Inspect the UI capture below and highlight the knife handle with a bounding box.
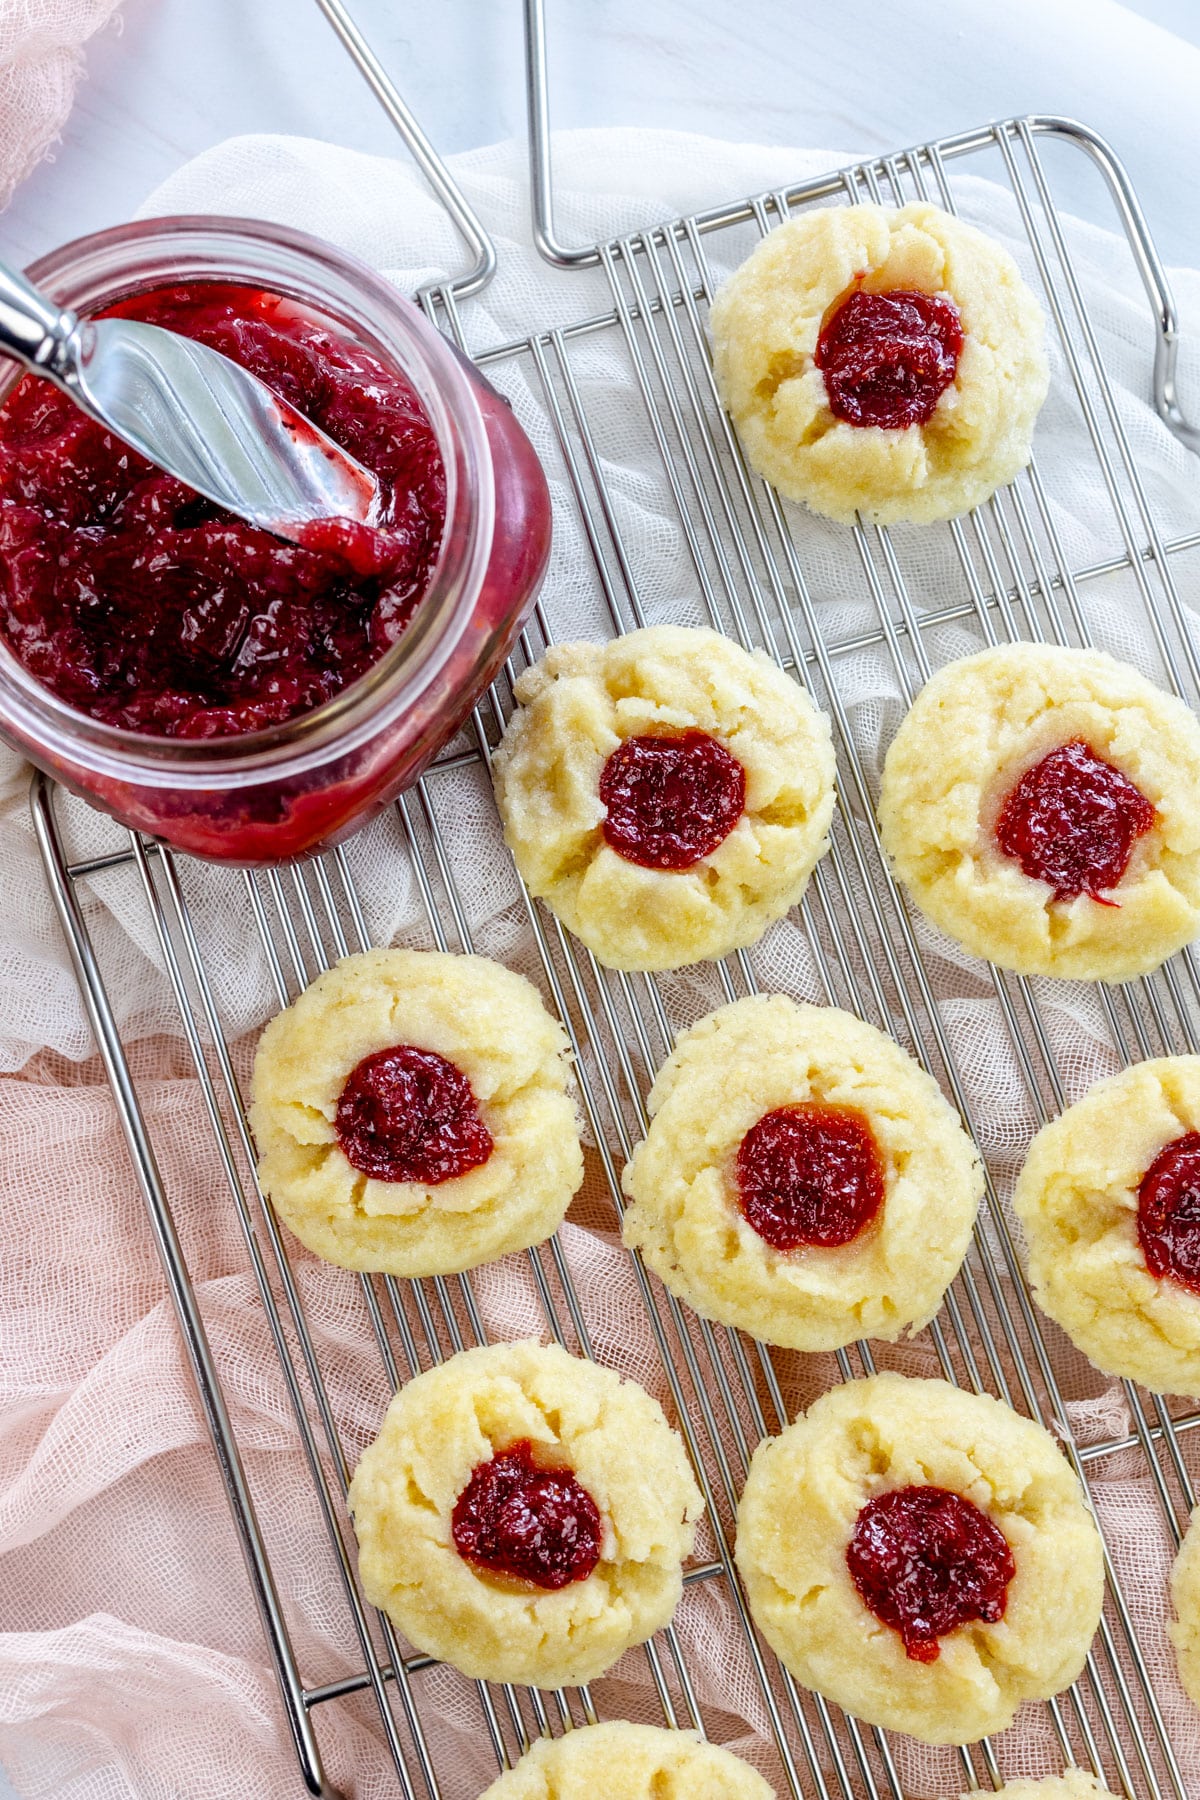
[0,260,82,386]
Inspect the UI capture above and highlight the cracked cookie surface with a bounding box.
[1170,1504,1200,1710]
[621,995,982,1349]
[476,1722,775,1798]
[735,1373,1104,1744]
[348,1341,704,1688]
[710,201,1048,525]
[879,644,1200,981]
[250,948,582,1276]
[960,1778,1117,1800]
[1014,1057,1200,1397]
[492,627,836,972]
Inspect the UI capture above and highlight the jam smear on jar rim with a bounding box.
[814,288,963,430]
[994,739,1155,903]
[451,1438,603,1590]
[599,729,746,871]
[1137,1131,1200,1296]
[0,282,446,738]
[846,1483,1016,1663]
[735,1102,885,1251]
[335,1044,493,1185]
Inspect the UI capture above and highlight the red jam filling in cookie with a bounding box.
[1138,1132,1200,1295]
[451,1439,603,1590]
[599,730,746,870]
[814,289,963,430]
[995,739,1155,901]
[846,1484,1015,1663]
[335,1045,493,1184]
[735,1102,885,1251]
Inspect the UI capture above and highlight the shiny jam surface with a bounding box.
[814,288,963,430]
[735,1102,885,1251]
[1137,1132,1200,1295]
[0,283,446,737]
[994,739,1155,902]
[599,730,746,870]
[846,1484,1015,1663]
[451,1439,603,1590]
[335,1045,492,1185]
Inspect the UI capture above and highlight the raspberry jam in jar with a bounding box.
[451,1439,603,1590]
[0,218,552,863]
[0,284,447,738]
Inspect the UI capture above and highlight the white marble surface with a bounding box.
[1,4,1198,1796]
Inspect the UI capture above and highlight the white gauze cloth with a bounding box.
[0,0,124,209]
[0,128,1199,1800]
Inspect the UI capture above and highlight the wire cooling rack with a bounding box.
[28,4,1200,1797]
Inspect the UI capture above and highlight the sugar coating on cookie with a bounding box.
[348,1341,704,1688]
[709,202,1048,525]
[1015,1057,1200,1396]
[477,1722,775,1799]
[250,948,582,1277]
[735,1373,1104,1745]
[1170,1505,1200,1709]
[962,1777,1117,1800]
[879,644,1200,981]
[492,627,837,972]
[621,996,982,1350]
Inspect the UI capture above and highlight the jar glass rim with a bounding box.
[0,214,495,785]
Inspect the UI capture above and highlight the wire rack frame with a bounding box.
[28,114,1200,1800]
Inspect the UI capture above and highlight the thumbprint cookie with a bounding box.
[621,995,981,1350]
[251,948,582,1276]
[348,1341,704,1688]
[710,201,1048,524]
[879,644,1200,980]
[492,626,836,971]
[735,1373,1104,1744]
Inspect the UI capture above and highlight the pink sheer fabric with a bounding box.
[0,1041,1197,1800]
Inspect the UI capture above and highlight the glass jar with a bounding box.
[0,217,551,863]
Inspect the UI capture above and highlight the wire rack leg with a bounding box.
[28,771,346,1800]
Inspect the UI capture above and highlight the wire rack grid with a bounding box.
[26,26,1200,1800]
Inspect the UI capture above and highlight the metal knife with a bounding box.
[0,259,381,543]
